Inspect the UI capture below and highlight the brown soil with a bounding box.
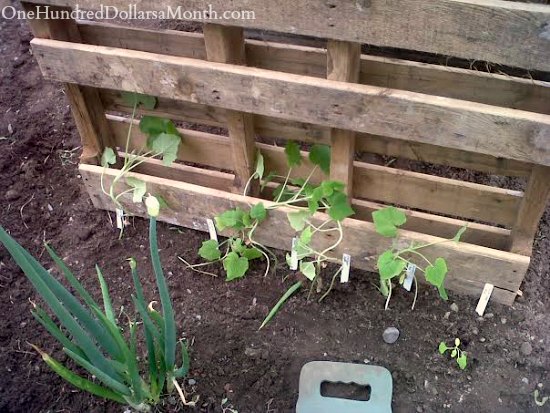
[1,7,549,413]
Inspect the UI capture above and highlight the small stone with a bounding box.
[479,337,486,343]
[245,347,261,358]
[520,342,533,356]
[78,228,93,241]
[363,359,370,364]
[383,327,400,344]
[472,328,479,335]
[416,407,424,413]
[444,312,450,320]
[485,313,494,319]
[5,189,20,201]
[501,318,507,324]
[450,303,459,312]
[188,378,197,385]
[522,377,529,385]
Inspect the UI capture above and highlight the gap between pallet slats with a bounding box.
[80,162,528,305]
[107,116,523,227]
[31,39,550,168]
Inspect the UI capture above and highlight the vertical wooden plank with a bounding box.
[509,165,550,255]
[327,40,361,194]
[203,24,258,195]
[21,2,116,164]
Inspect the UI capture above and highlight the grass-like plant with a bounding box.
[0,207,194,411]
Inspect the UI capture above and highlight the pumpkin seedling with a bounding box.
[439,338,468,370]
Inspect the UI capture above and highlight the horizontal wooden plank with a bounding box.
[28,0,550,71]
[103,92,533,177]
[31,39,550,167]
[79,20,550,115]
[80,162,528,305]
[108,116,523,227]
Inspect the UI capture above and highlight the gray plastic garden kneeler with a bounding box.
[296,361,392,413]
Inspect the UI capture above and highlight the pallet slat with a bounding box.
[32,39,550,168]
[81,162,527,305]
[27,0,550,71]
[78,20,550,116]
[108,116,523,227]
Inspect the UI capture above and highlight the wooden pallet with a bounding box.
[23,0,550,305]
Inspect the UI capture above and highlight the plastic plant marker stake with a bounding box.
[475,283,494,316]
[290,237,298,270]
[206,218,218,242]
[115,209,124,229]
[341,254,351,283]
[296,361,393,413]
[403,263,416,291]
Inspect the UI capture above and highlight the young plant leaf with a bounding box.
[425,257,448,289]
[285,140,302,167]
[101,147,116,168]
[372,207,407,237]
[309,145,331,175]
[241,247,263,261]
[300,261,316,281]
[223,252,249,281]
[451,349,457,358]
[438,342,448,354]
[327,192,355,221]
[255,151,265,180]
[260,281,302,329]
[150,133,180,165]
[140,116,175,137]
[377,250,406,280]
[457,354,467,370]
[215,209,245,231]
[121,91,157,110]
[230,238,246,255]
[198,240,221,261]
[126,177,146,203]
[300,227,313,245]
[287,210,311,231]
[250,203,267,222]
[321,180,345,197]
[145,196,160,217]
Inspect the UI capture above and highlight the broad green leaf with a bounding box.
[309,145,331,175]
[199,239,221,261]
[260,281,302,329]
[452,225,468,243]
[250,203,267,222]
[145,196,160,217]
[327,192,355,221]
[126,177,146,203]
[121,91,157,110]
[140,116,175,137]
[215,209,245,231]
[255,151,265,179]
[285,140,302,167]
[438,342,448,354]
[377,250,406,280]
[457,354,467,370]
[300,227,313,245]
[223,252,249,281]
[101,147,116,168]
[151,133,180,165]
[372,207,407,238]
[241,247,263,261]
[425,257,448,289]
[300,261,316,281]
[287,210,311,231]
[321,180,345,197]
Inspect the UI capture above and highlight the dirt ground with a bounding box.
[1,6,549,413]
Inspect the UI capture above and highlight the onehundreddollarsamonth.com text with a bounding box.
[1,4,256,21]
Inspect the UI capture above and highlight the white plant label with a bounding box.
[403,263,416,291]
[115,208,124,229]
[206,218,218,242]
[341,254,351,283]
[476,283,494,316]
[290,237,298,270]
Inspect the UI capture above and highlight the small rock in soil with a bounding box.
[188,378,197,385]
[450,303,459,312]
[520,342,533,356]
[383,327,400,344]
[5,189,20,201]
[77,228,93,241]
[480,337,486,342]
[485,313,494,319]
